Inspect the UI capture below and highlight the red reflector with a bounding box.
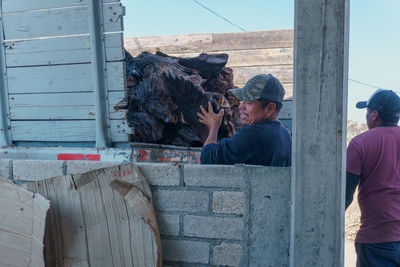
[57,154,101,161]
[138,149,147,161]
[84,154,101,161]
[58,154,84,160]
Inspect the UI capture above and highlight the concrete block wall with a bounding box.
[143,164,245,266]
[0,159,291,266]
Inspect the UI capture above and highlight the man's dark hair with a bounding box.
[379,112,400,124]
[259,98,283,112]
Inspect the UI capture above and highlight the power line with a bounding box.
[188,2,397,94]
[191,0,247,32]
[134,37,143,51]
[348,78,381,89]
[349,78,400,94]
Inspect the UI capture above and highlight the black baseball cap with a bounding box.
[356,89,400,117]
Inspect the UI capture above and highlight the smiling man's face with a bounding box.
[238,100,266,126]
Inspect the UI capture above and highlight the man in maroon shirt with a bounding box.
[346,89,400,266]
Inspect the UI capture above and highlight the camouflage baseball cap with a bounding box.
[228,74,285,102]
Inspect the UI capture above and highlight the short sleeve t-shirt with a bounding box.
[347,126,400,243]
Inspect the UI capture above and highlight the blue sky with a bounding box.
[120,0,400,123]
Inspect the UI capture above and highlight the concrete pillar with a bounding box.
[241,167,291,266]
[291,0,349,266]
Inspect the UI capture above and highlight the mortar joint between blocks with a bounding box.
[9,159,13,180]
[161,235,239,245]
[209,241,215,266]
[179,214,184,237]
[179,163,184,186]
[62,161,67,175]
[208,190,213,214]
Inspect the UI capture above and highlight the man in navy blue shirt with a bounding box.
[197,74,292,166]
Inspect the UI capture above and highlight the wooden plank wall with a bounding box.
[1,0,129,143]
[124,30,294,122]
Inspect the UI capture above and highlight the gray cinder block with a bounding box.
[213,191,244,215]
[184,215,243,240]
[0,159,12,179]
[162,239,210,263]
[183,164,243,188]
[213,243,242,266]
[66,161,120,175]
[13,160,64,181]
[157,213,180,236]
[153,190,209,212]
[137,163,181,186]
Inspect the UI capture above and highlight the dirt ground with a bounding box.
[345,190,361,242]
[345,191,360,266]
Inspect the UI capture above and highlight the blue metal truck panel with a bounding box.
[0,0,127,147]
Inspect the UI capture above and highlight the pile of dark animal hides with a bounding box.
[120,50,240,147]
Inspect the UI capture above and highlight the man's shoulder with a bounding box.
[238,120,280,134]
[349,130,371,148]
[236,121,291,145]
[236,122,264,133]
[352,127,380,140]
[350,127,400,149]
[248,120,282,130]
[353,126,398,140]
